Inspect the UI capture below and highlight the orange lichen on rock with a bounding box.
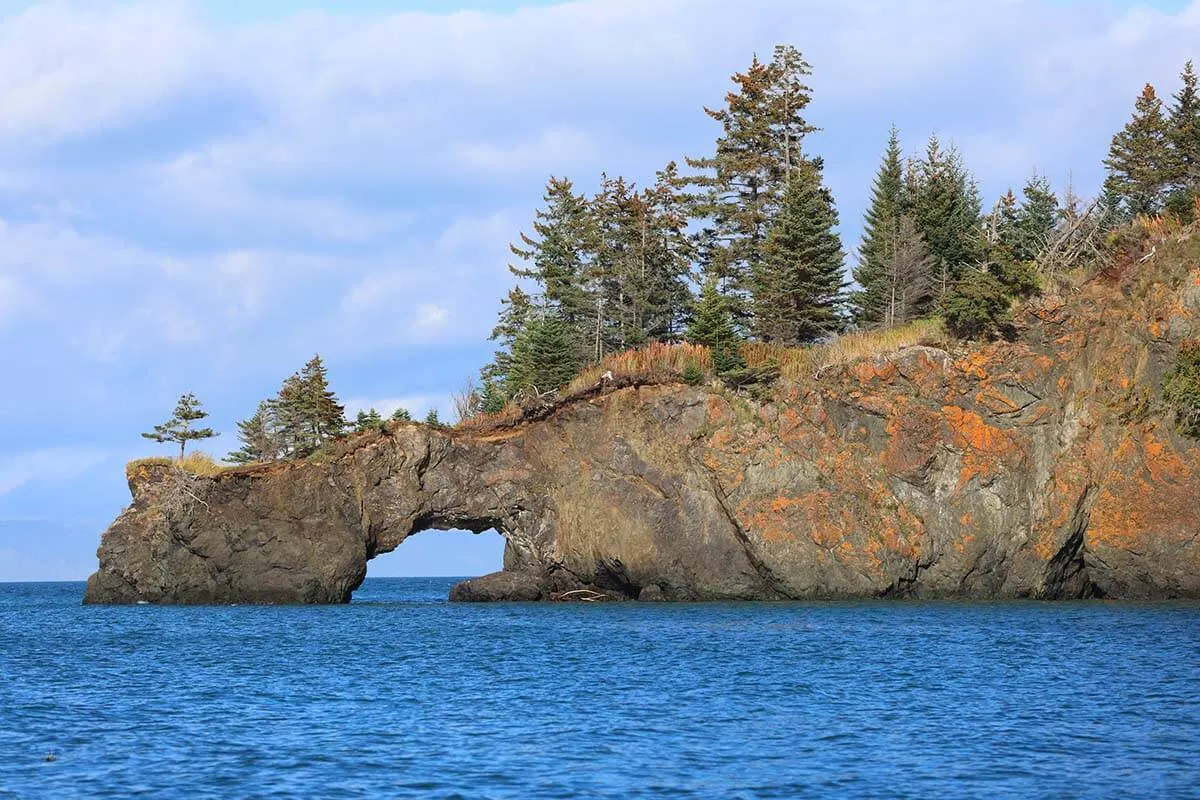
[957,352,991,380]
[850,358,899,386]
[881,398,942,482]
[941,405,1026,489]
[1089,430,1200,555]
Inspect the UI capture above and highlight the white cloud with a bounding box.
[415,303,449,332]
[0,3,205,143]
[0,448,109,495]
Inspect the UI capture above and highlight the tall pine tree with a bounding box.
[270,355,346,457]
[1104,83,1171,218]
[685,46,817,328]
[854,125,906,327]
[509,177,597,355]
[753,159,846,344]
[1167,61,1200,217]
[906,135,982,308]
[1013,173,1060,263]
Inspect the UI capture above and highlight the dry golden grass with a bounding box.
[457,321,948,431]
[565,342,712,395]
[125,451,229,480]
[741,318,946,379]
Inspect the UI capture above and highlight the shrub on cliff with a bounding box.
[1164,340,1200,437]
[942,269,1014,340]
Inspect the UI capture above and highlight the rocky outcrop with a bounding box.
[84,251,1200,604]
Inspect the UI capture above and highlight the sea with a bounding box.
[1,579,1198,799]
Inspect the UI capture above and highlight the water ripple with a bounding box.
[1,582,1198,798]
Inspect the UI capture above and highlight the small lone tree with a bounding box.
[142,392,217,458]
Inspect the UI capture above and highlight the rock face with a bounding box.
[85,258,1200,604]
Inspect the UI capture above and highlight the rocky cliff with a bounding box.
[85,242,1200,604]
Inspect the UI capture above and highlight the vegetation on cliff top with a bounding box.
[465,51,1200,420]
[134,50,1200,470]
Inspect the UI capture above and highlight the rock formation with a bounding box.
[85,249,1200,604]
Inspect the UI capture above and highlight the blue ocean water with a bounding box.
[1,580,1198,799]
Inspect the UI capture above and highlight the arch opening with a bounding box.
[352,528,506,602]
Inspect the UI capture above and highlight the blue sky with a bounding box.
[1,0,1198,581]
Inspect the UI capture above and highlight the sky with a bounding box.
[0,0,1198,582]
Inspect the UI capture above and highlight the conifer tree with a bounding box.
[906,136,983,307]
[481,286,534,393]
[641,163,696,340]
[509,177,597,358]
[981,189,1039,300]
[142,392,217,458]
[227,400,279,464]
[587,169,694,356]
[590,173,648,358]
[391,407,412,422]
[685,46,817,327]
[270,355,346,457]
[854,125,906,327]
[477,379,508,414]
[688,279,743,373]
[879,216,934,328]
[352,408,384,433]
[1013,174,1060,263]
[753,160,846,344]
[1167,61,1200,217]
[505,316,580,398]
[1104,83,1171,217]
[298,355,345,442]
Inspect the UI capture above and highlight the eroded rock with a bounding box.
[85,265,1200,604]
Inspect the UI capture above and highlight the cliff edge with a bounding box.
[85,245,1200,603]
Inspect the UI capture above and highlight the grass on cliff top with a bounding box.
[125,452,229,480]
[459,318,947,430]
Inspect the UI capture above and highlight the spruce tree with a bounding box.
[753,160,846,344]
[142,392,217,458]
[1013,174,1059,263]
[1104,83,1171,217]
[1167,61,1200,217]
[227,400,279,464]
[505,316,580,398]
[685,46,817,328]
[509,177,597,360]
[270,355,346,457]
[298,355,345,443]
[982,189,1039,300]
[854,125,905,327]
[906,136,982,307]
[641,163,696,341]
[688,279,743,373]
[480,286,534,395]
[590,173,647,359]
